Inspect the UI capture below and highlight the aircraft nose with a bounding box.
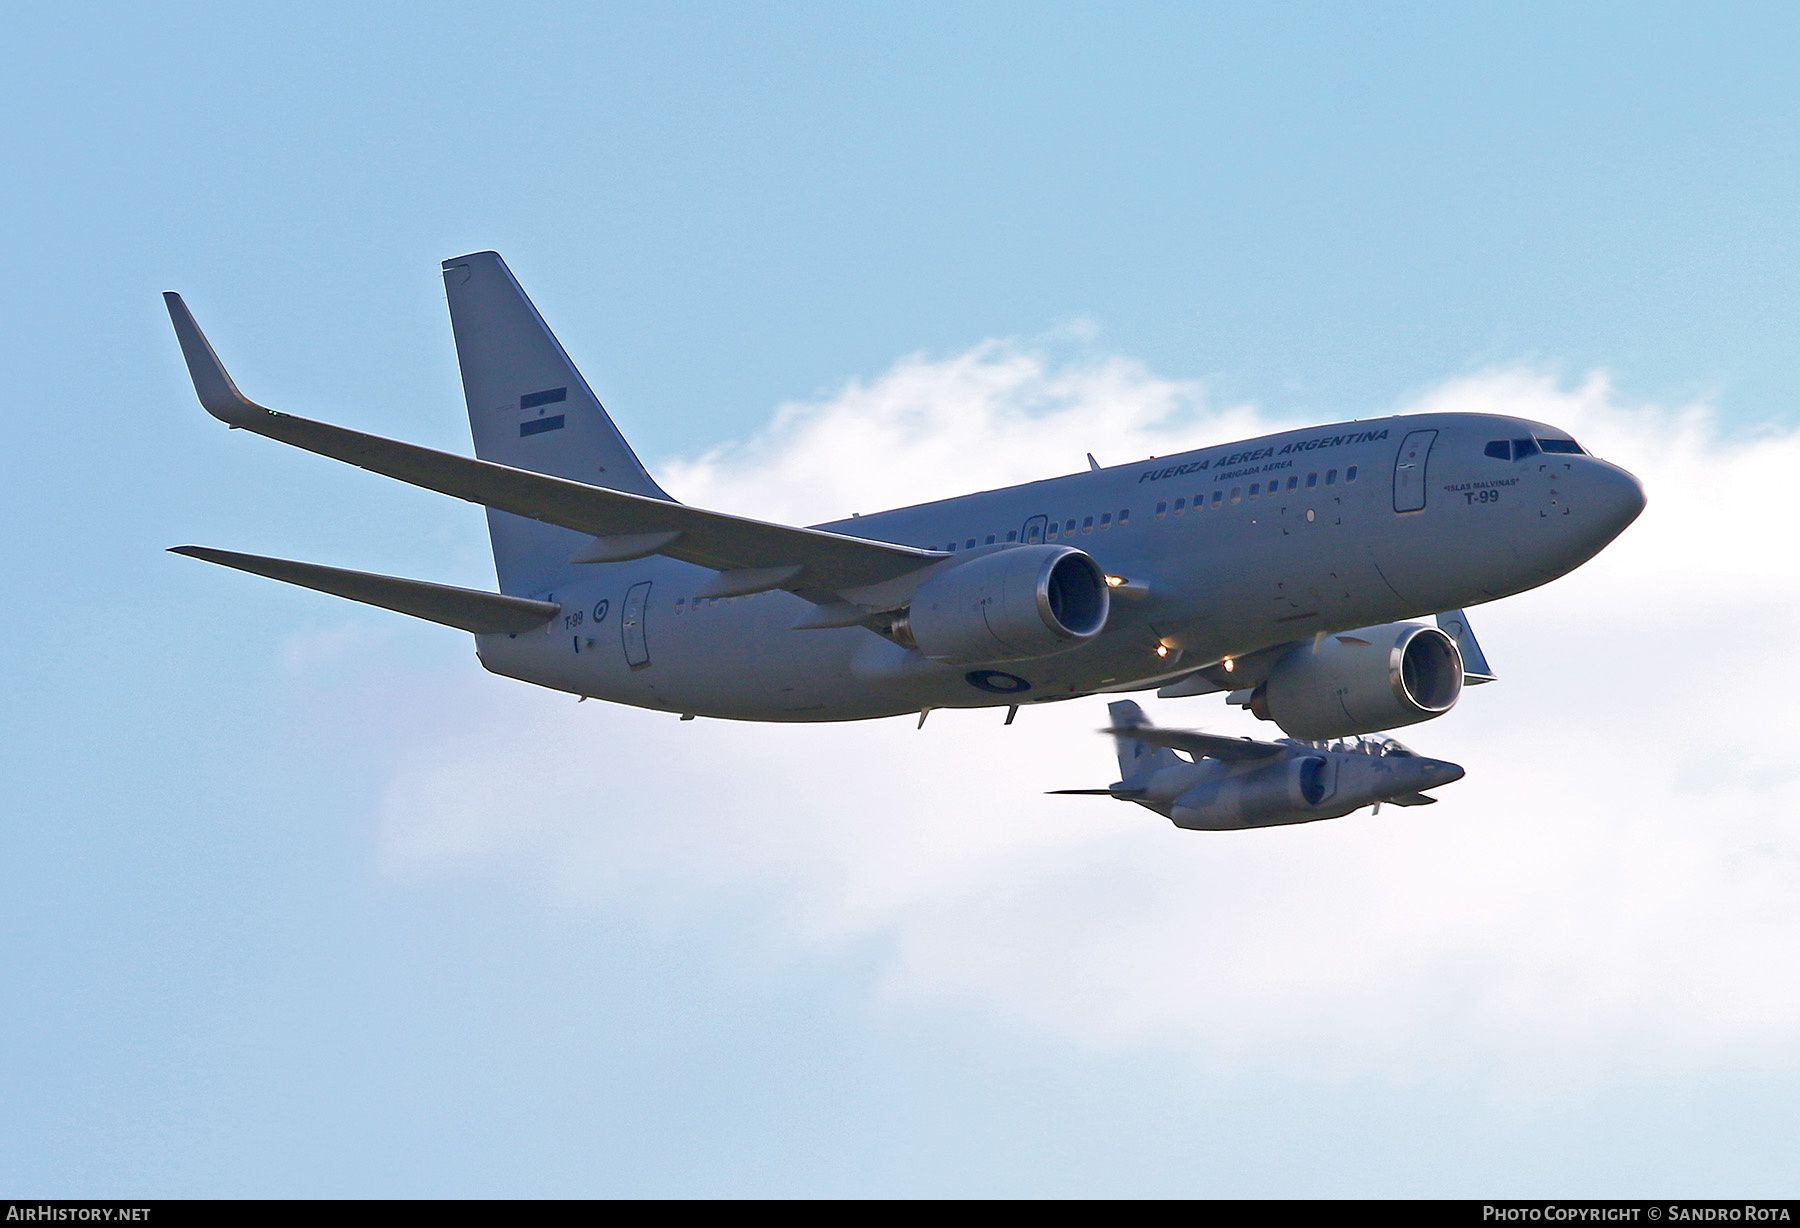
[1412,758,1465,790]
[1587,458,1647,536]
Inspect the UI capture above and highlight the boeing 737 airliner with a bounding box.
[166,252,1644,744]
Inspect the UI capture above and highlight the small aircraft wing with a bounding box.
[1104,725,1286,763]
[165,294,946,602]
[170,546,560,634]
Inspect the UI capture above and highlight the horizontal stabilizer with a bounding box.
[1103,725,1285,763]
[164,295,945,600]
[1047,788,1147,798]
[169,546,560,634]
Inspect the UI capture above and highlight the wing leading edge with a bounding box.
[1103,725,1286,763]
[164,293,947,605]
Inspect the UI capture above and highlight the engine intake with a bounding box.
[899,545,1109,664]
[1170,755,1335,830]
[1247,622,1463,740]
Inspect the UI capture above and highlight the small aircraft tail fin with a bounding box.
[441,251,672,595]
[170,546,560,634]
[1106,700,1183,781]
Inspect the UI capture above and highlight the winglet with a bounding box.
[162,292,270,425]
[1435,609,1497,685]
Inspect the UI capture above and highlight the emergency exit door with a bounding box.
[621,581,652,669]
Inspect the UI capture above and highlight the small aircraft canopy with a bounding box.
[1293,733,1419,757]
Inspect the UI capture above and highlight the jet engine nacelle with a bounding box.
[900,545,1110,664]
[1246,622,1463,740]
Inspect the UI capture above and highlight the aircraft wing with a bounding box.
[165,294,946,601]
[1106,726,1286,763]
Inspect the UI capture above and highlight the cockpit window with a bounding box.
[1297,733,1417,757]
[1486,436,1585,460]
[1486,439,1541,460]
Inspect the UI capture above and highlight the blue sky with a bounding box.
[4,3,1799,1197]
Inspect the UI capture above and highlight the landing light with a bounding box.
[1223,656,1235,673]
[1105,575,1127,588]
[1155,644,1170,658]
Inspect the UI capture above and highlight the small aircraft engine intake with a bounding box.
[899,545,1110,664]
[1246,622,1463,740]
[1170,755,1333,829]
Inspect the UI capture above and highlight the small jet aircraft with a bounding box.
[165,251,1645,738]
[1053,701,1465,831]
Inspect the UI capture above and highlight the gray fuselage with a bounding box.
[473,411,1645,721]
[1131,742,1467,831]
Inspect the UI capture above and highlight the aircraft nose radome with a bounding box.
[1590,459,1648,535]
[1413,758,1465,790]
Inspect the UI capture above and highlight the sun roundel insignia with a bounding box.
[964,670,1032,695]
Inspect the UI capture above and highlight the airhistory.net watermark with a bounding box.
[5,1209,150,1222]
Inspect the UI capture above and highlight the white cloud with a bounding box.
[368,340,1800,1080]
[655,340,1268,525]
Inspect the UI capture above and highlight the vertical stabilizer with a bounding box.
[1107,700,1182,782]
[442,251,672,595]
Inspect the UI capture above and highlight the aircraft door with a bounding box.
[1022,514,1048,544]
[1392,429,1438,513]
[621,580,652,669]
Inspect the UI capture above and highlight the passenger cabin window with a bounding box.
[1325,469,1337,485]
[1065,519,1076,534]
[1230,487,1242,504]
[1006,530,1018,541]
[1173,498,1185,513]
[1119,508,1130,524]
[1047,523,1059,540]
[1211,490,1223,506]
[1305,473,1318,488]
[985,534,996,544]
[966,538,976,549]
[1156,501,1167,518]
[1081,516,1094,533]
[1099,512,1112,529]
[1286,476,1298,491]
[1346,466,1358,482]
